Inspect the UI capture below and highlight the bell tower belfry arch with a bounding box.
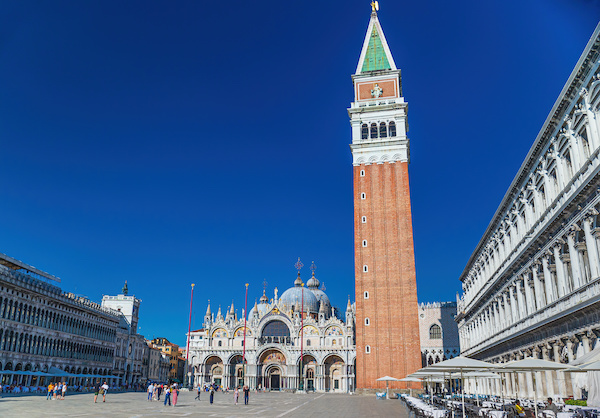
[348,4,421,390]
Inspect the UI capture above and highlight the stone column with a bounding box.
[551,341,568,398]
[552,147,567,189]
[516,279,527,319]
[580,88,600,150]
[581,332,592,354]
[495,300,502,329]
[502,292,511,327]
[516,352,527,398]
[567,230,584,289]
[566,337,579,398]
[583,215,600,279]
[553,242,568,298]
[524,273,535,314]
[542,344,555,398]
[532,264,546,308]
[540,168,555,205]
[530,181,544,216]
[533,346,545,399]
[542,256,556,303]
[499,298,507,329]
[509,286,519,323]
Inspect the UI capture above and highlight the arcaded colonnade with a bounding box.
[457,24,600,399]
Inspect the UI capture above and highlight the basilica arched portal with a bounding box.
[258,349,287,391]
[203,355,224,386]
[297,354,317,391]
[324,354,345,392]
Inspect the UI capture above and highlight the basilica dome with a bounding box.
[306,272,331,316]
[279,273,319,313]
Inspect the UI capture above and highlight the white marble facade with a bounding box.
[188,272,356,392]
[419,302,460,367]
[457,23,600,399]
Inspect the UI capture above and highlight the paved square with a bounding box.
[0,390,409,417]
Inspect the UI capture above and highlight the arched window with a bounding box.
[370,123,378,139]
[262,320,291,338]
[361,124,368,140]
[307,339,311,346]
[379,122,387,138]
[429,324,442,339]
[389,121,396,137]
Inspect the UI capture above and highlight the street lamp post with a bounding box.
[300,282,304,392]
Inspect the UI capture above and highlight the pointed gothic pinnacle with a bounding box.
[206,300,211,316]
[347,297,352,311]
[319,300,325,313]
[230,301,235,314]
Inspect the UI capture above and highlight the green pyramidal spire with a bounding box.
[361,26,391,72]
[355,9,397,75]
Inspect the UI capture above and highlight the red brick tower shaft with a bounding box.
[348,6,421,390]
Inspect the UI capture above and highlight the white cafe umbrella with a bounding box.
[500,358,571,418]
[376,376,400,399]
[424,357,498,418]
[400,377,422,397]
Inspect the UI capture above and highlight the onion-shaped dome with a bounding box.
[312,288,331,316]
[280,274,319,313]
[306,272,320,289]
[306,271,330,316]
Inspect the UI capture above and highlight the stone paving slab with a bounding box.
[0,390,410,418]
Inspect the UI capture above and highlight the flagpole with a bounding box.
[185,283,195,388]
[242,283,249,388]
[300,282,304,391]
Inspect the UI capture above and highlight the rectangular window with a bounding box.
[360,170,365,177]
[361,193,366,200]
[363,265,368,272]
[361,216,367,223]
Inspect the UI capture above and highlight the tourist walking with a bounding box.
[101,382,109,402]
[147,383,154,401]
[209,385,215,404]
[61,382,67,399]
[163,385,171,406]
[243,385,249,405]
[234,386,239,405]
[46,382,54,400]
[53,382,59,399]
[172,385,178,407]
[93,381,100,403]
[195,385,201,401]
[157,384,162,401]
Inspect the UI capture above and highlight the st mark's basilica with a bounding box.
[188,266,356,392]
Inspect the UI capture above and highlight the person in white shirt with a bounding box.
[147,383,154,401]
[101,382,109,402]
[61,382,67,399]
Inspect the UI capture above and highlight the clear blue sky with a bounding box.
[1,1,598,346]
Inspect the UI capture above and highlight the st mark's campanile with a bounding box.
[348,4,421,390]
